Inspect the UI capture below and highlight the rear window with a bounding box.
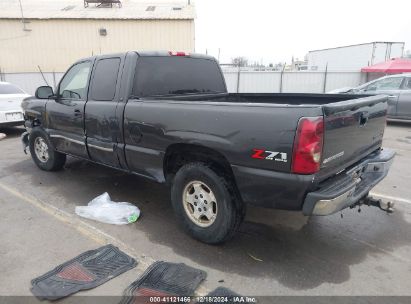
[133,57,226,97]
[0,83,25,94]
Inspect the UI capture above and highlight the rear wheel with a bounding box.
[29,128,66,171]
[171,162,244,244]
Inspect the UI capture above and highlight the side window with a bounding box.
[89,58,121,101]
[402,78,411,90]
[59,61,91,100]
[366,77,403,91]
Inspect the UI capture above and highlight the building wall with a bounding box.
[0,18,194,73]
[307,42,405,71]
[222,70,367,93]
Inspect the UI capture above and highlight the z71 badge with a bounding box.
[252,149,288,162]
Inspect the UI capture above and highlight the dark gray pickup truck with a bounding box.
[21,51,395,244]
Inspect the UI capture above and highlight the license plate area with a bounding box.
[6,112,23,121]
[346,164,366,185]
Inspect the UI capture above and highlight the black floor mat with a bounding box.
[31,244,137,300]
[203,287,241,304]
[120,261,206,304]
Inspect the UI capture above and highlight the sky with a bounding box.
[194,0,411,65]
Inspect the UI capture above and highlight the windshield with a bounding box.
[0,83,25,94]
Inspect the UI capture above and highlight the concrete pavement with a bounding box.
[0,123,411,299]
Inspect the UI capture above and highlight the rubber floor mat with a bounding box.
[31,244,137,300]
[204,287,240,304]
[120,261,206,304]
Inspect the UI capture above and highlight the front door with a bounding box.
[46,60,93,158]
[85,55,124,168]
[397,77,411,119]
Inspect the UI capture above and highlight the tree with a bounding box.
[231,57,248,67]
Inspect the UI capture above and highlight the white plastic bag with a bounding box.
[75,192,140,225]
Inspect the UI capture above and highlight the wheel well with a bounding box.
[26,116,42,128]
[164,144,235,184]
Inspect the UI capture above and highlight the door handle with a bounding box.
[74,109,82,117]
[359,112,369,126]
[387,95,397,98]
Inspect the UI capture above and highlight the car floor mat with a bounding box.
[31,244,137,300]
[120,261,206,304]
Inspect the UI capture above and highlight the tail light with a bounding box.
[169,51,188,56]
[292,116,324,174]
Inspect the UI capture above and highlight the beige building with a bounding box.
[0,0,195,73]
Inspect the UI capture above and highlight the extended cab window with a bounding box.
[89,58,121,101]
[59,61,91,100]
[133,56,226,97]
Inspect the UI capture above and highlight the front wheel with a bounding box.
[29,128,66,171]
[171,163,244,244]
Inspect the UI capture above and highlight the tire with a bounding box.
[171,162,244,244]
[29,127,66,171]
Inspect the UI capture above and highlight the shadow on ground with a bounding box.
[3,156,411,290]
[0,127,25,139]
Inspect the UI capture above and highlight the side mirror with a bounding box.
[35,86,54,99]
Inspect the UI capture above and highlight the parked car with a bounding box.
[0,82,30,127]
[330,74,411,120]
[21,51,395,244]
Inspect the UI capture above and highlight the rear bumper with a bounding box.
[0,111,24,127]
[231,165,315,210]
[0,120,24,127]
[302,148,395,215]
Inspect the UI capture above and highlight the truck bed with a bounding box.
[220,93,371,105]
[142,92,388,181]
[150,92,378,106]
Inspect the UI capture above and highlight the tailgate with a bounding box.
[320,95,388,178]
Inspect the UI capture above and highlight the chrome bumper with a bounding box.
[303,149,395,216]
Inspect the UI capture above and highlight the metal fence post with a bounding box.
[236,66,241,93]
[53,71,56,89]
[279,64,285,93]
[323,63,328,93]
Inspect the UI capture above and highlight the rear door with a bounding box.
[124,54,227,180]
[319,95,388,178]
[397,77,411,119]
[47,60,92,158]
[362,76,404,117]
[84,55,124,168]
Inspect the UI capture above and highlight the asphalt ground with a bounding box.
[0,123,411,302]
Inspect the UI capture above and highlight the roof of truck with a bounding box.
[85,51,215,59]
[72,51,217,66]
[0,0,195,20]
[137,51,215,59]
